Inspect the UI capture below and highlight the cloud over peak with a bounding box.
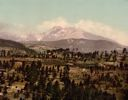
[37,17,128,45]
[37,17,71,31]
[0,17,128,46]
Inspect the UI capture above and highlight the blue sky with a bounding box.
[0,0,128,45]
[0,0,128,31]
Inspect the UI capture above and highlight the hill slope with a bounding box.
[0,39,26,49]
[0,39,35,53]
[25,38,123,52]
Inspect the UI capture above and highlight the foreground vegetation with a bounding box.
[0,48,128,100]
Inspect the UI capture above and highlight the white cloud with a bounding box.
[0,22,42,41]
[37,17,71,32]
[74,20,128,45]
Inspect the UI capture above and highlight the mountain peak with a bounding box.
[43,26,108,41]
[52,26,64,30]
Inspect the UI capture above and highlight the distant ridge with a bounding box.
[25,38,124,52]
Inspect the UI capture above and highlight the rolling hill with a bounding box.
[25,38,124,52]
[0,39,35,53]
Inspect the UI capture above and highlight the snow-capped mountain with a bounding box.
[22,26,125,52]
[0,26,116,42]
[42,26,109,41]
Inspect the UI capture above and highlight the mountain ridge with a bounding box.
[25,38,124,52]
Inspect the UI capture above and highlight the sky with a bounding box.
[0,0,128,45]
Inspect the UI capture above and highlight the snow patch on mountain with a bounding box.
[42,26,108,41]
